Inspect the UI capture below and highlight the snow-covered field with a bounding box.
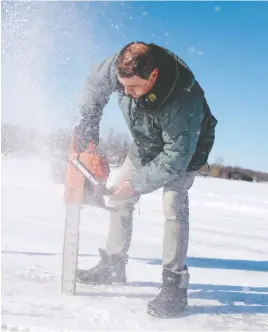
[2,155,268,331]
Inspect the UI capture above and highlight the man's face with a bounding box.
[118,69,158,99]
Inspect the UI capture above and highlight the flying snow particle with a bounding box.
[188,46,196,54]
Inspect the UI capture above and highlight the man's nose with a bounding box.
[125,87,132,95]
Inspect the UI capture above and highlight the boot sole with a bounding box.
[147,306,187,318]
[76,277,127,286]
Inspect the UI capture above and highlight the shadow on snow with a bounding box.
[2,250,268,272]
[2,250,268,315]
[76,281,268,315]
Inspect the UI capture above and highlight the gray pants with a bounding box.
[105,156,196,272]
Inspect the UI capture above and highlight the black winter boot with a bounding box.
[76,248,128,285]
[147,267,189,318]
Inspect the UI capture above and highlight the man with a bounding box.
[73,42,217,317]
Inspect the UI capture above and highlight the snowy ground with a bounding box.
[2,155,268,331]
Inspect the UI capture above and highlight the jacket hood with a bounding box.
[138,43,195,110]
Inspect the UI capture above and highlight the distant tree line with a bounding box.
[2,123,268,182]
[46,127,130,167]
[199,158,268,183]
[99,128,130,166]
[1,123,129,167]
[1,123,41,154]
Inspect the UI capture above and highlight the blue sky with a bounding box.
[2,1,268,172]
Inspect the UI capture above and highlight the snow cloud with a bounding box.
[1,2,92,134]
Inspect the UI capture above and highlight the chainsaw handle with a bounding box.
[71,157,99,186]
[103,187,114,196]
[71,157,114,196]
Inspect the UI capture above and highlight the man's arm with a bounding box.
[129,100,205,194]
[74,55,118,152]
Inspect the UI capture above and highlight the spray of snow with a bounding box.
[1,2,92,134]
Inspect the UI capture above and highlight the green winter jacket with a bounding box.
[75,43,218,194]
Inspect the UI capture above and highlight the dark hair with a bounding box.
[116,42,157,79]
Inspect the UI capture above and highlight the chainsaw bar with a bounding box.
[61,151,114,295]
[61,202,81,295]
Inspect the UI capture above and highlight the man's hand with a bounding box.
[109,181,136,201]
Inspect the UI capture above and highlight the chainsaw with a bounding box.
[61,141,114,295]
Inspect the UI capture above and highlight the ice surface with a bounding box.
[2,155,268,331]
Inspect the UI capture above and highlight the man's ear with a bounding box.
[149,68,159,83]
